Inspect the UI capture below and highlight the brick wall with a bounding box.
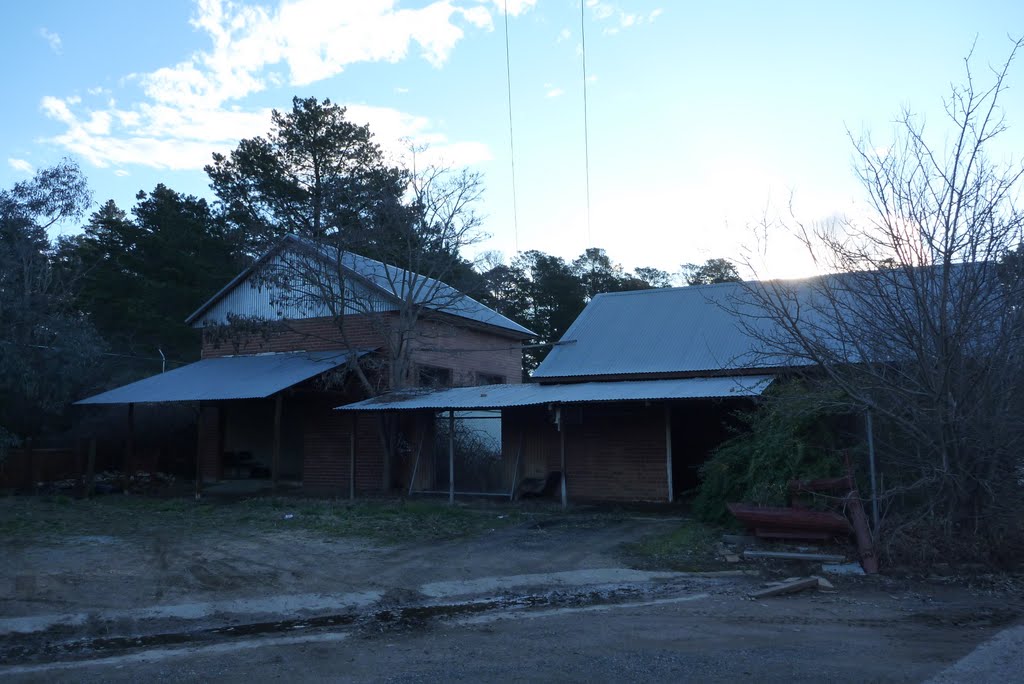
[302,401,386,496]
[567,407,669,502]
[504,404,669,502]
[408,317,523,386]
[201,316,384,358]
[200,314,524,387]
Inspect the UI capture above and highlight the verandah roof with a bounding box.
[335,375,773,412]
[76,349,367,405]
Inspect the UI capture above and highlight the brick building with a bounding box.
[77,235,534,495]
[341,284,780,503]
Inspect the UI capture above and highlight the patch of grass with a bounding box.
[247,498,524,542]
[0,495,525,545]
[620,519,728,572]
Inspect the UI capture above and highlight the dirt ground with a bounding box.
[2,495,1021,682]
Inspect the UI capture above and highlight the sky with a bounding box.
[3,0,1023,279]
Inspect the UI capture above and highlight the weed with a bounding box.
[621,519,726,572]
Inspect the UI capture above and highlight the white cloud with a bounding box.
[488,0,538,17]
[114,169,131,177]
[8,158,33,174]
[86,86,109,96]
[139,0,504,103]
[40,0,495,172]
[586,1,615,21]
[39,28,62,54]
[345,104,492,167]
[546,87,564,98]
[557,28,571,42]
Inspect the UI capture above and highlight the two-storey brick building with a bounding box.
[78,235,534,495]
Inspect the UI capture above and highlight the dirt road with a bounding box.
[2,497,1020,682]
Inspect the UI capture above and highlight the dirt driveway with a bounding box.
[2,496,1021,682]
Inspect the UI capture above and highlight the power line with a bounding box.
[503,0,520,254]
[580,0,593,246]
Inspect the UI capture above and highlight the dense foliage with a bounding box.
[693,383,850,524]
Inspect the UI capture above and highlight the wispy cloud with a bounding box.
[114,169,130,177]
[40,0,501,171]
[557,28,571,43]
[8,158,33,174]
[586,2,663,35]
[39,28,62,54]
[491,0,538,16]
[545,84,564,98]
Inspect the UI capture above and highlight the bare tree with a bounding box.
[257,153,489,488]
[737,39,1024,562]
[266,154,488,394]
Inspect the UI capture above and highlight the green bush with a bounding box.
[693,381,852,523]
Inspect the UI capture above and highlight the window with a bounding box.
[418,365,453,388]
[477,372,505,385]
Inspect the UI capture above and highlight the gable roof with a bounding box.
[532,282,777,381]
[186,234,535,339]
[532,262,1001,381]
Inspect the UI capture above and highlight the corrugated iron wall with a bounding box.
[196,254,395,326]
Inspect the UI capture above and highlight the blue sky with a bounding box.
[3,0,1023,278]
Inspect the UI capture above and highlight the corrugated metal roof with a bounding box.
[533,265,993,380]
[76,350,367,405]
[186,235,535,338]
[332,247,535,337]
[532,282,805,379]
[337,376,773,411]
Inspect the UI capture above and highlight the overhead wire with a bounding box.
[580,0,593,246]
[503,0,520,254]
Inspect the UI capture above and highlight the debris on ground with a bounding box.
[725,454,880,574]
[814,575,834,589]
[822,562,867,575]
[743,550,847,562]
[721,534,758,546]
[748,577,822,599]
[35,470,177,496]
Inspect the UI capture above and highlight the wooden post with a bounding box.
[865,411,880,531]
[86,438,97,499]
[448,410,455,505]
[665,404,674,503]
[125,403,135,474]
[509,430,524,501]
[408,420,426,496]
[194,402,203,500]
[558,408,567,509]
[349,414,356,501]
[272,394,283,496]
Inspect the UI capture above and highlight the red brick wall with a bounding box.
[408,317,523,386]
[302,402,386,496]
[201,316,384,358]
[504,404,669,502]
[200,314,524,386]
